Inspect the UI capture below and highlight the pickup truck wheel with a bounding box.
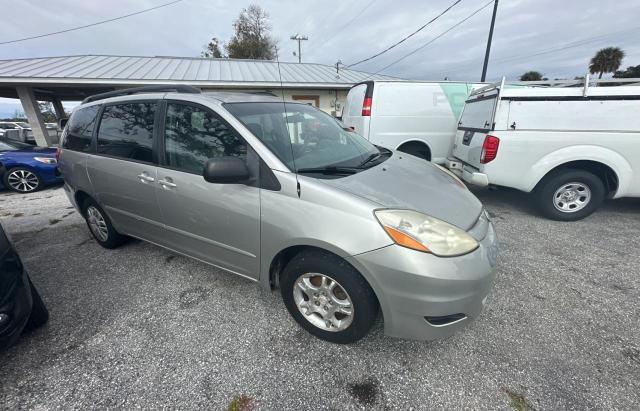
[535,169,605,221]
[281,250,378,344]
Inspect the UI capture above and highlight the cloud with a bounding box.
[0,0,638,84]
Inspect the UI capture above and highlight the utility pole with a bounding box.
[481,0,499,82]
[290,34,308,63]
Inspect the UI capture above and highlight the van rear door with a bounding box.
[342,82,372,138]
[452,91,499,168]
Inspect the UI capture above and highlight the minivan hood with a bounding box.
[320,152,483,230]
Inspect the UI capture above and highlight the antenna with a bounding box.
[274,46,300,190]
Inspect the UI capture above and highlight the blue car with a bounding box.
[0,139,62,193]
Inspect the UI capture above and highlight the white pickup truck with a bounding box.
[447,77,640,221]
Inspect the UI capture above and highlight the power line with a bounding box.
[315,0,378,48]
[367,0,494,77]
[439,25,640,76]
[0,0,184,45]
[347,0,464,68]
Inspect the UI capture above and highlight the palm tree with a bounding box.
[589,47,625,79]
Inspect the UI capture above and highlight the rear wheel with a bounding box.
[281,250,378,344]
[534,169,605,221]
[4,167,42,193]
[82,198,127,248]
[397,142,431,161]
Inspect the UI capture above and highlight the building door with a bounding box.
[292,95,320,108]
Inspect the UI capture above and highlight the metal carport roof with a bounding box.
[0,55,398,99]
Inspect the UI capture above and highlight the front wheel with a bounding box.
[281,250,379,344]
[23,278,49,332]
[4,167,43,193]
[534,169,605,221]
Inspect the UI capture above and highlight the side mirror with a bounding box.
[58,118,69,130]
[203,156,250,184]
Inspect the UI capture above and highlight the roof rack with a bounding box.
[82,85,201,104]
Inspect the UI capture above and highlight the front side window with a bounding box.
[97,102,156,162]
[224,102,383,172]
[63,105,99,152]
[164,103,246,174]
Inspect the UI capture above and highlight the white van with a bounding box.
[342,81,480,164]
[447,77,640,221]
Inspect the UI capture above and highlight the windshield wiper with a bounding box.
[296,166,359,175]
[358,148,392,168]
[358,152,382,168]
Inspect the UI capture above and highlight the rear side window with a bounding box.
[62,106,99,152]
[97,102,157,163]
[163,103,247,174]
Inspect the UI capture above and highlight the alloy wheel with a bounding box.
[293,273,354,332]
[7,169,39,192]
[86,206,109,242]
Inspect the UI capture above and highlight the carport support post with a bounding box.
[16,86,51,147]
[52,99,66,120]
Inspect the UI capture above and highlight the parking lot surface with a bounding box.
[1,186,639,409]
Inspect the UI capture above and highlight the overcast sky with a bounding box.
[1,0,639,113]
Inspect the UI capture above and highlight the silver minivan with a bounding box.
[59,86,498,344]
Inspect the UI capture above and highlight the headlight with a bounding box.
[375,209,479,257]
[33,157,56,164]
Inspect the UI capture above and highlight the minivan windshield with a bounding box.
[225,102,386,174]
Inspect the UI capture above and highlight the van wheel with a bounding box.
[82,198,127,248]
[280,250,378,344]
[397,142,431,161]
[534,169,605,221]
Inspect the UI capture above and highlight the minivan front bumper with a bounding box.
[347,221,498,341]
[446,158,489,187]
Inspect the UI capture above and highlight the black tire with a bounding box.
[397,142,431,161]
[23,278,49,332]
[82,198,127,249]
[3,167,43,193]
[534,169,605,221]
[280,250,378,344]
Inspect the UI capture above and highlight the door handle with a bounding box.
[158,178,177,188]
[137,173,155,183]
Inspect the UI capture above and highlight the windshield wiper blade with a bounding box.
[358,152,382,168]
[296,166,359,175]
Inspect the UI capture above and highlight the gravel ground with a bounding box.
[0,185,638,410]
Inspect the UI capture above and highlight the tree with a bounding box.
[520,71,544,81]
[38,102,57,123]
[589,47,625,79]
[613,64,640,78]
[225,5,276,60]
[201,37,225,58]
